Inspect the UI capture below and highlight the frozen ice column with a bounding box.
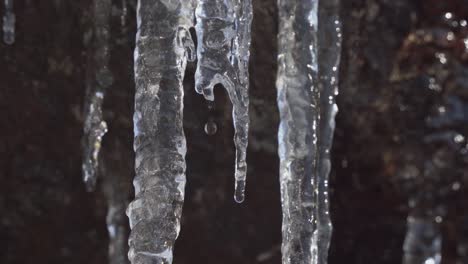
[195,0,253,203]
[315,0,342,263]
[127,0,195,264]
[277,0,321,262]
[277,0,342,263]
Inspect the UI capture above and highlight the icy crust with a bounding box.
[195,0,253,203]
[276,0,342,263]
[127,1,195,264]
[82,0,113,191]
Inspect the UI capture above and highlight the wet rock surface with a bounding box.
[1,0,467,264]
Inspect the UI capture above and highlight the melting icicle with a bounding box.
[82,0,113,191]
[3,0,15,45]
[276,0,341,263]
[403,215,442,264]
[126,0,195,263]
[195,0,253,203]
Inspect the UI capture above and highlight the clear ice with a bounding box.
[195,0,253,203]
[126,0,195,263]
[82,0,113,191]
[3,0,15,45]
[276,0,341,263]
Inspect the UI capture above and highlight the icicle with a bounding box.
[3,0,15,45]
[126,0,195,263]
[276,0,341,263]
[195,0,253,203]
[315,0,342,262]
[403,214,442,264]
[101,155,130,264]
[82,0,113,191]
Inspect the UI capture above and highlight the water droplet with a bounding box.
[204,120,217,135]
[207,100,215,111]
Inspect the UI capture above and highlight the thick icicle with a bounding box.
[276,0,342,263]
[82,0,113,191]
[3,0,15,45]
[126,0,195,263]
[403,214,442,264]
[195,0,253,203]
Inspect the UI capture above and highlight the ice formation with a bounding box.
[276,0,341,263]
[82,0,113,191]
[126,0,254,261]
[3,0,15,45]
[126,0,195,263]
[195,0,253,203]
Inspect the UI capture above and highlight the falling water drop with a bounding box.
[204,119,217,135]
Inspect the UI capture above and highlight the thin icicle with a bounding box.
[403,214,442,264]
[101,150,130,264]
[277,0,341,263]
[315,0,342,263]
[82,0,113,191]
[195,0,253,203]
[3,0,15,45]
[126,0,195,263]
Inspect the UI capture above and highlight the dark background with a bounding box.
[1,0,468,263]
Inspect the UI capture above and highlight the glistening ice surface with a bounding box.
[276,0,342,263]
[195,0,253,203]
